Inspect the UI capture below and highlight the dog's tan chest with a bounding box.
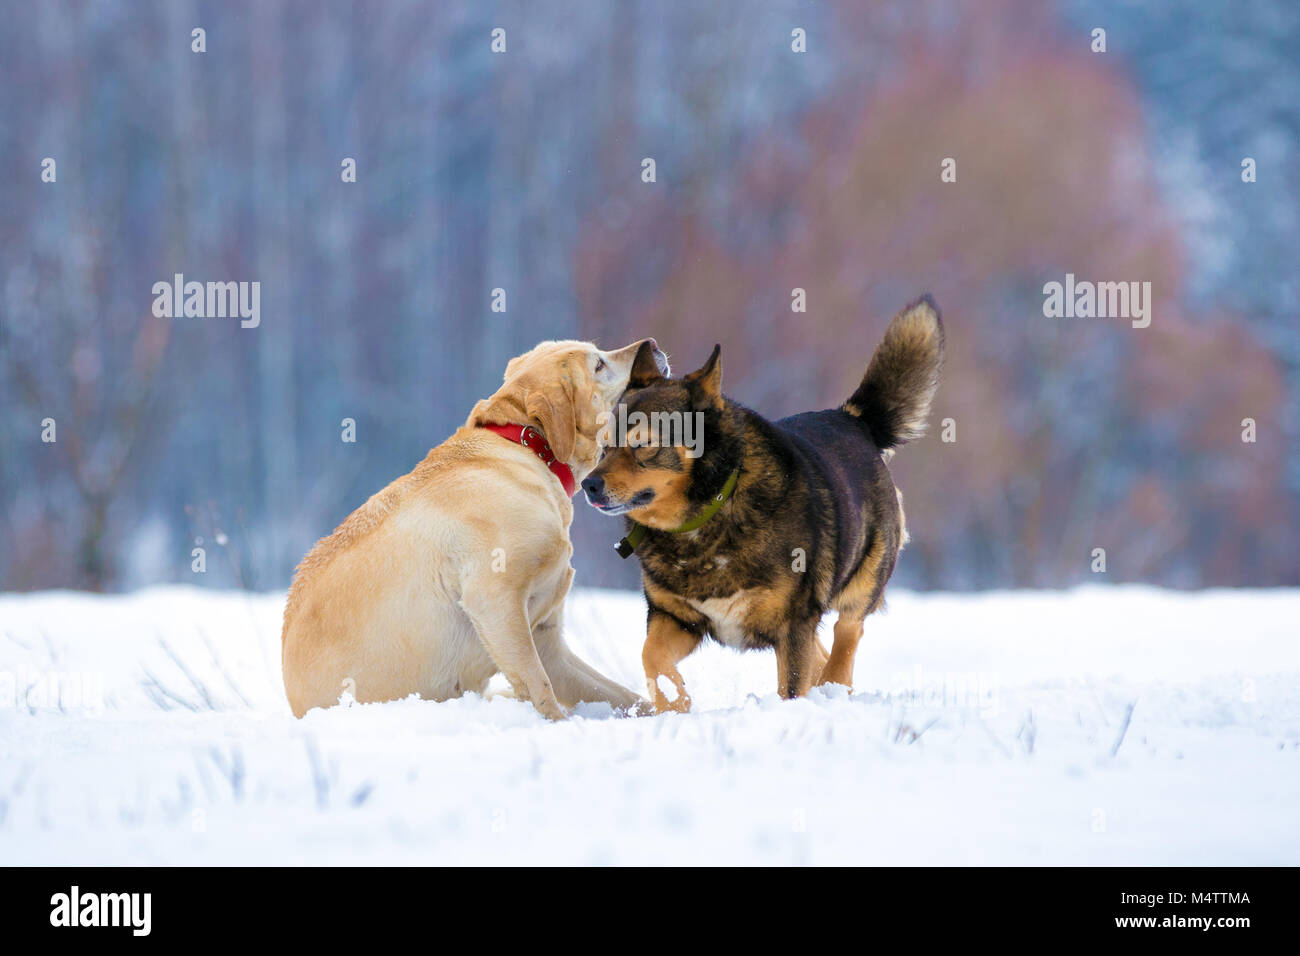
[685,590,758,649]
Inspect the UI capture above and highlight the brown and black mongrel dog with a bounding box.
[581,297,944,713]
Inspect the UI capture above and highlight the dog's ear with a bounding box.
[526,380,577,464]
[628,339,667,389]
[684,344,722,406]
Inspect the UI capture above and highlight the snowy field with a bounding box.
[1,584,1297,866]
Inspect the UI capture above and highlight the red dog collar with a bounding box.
[480,423,576,497]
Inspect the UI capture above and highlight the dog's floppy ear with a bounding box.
[684,344,722,405]
[629,339,668,389]
[525,380,577,464]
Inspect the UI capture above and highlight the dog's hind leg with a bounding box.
[818,608,865,689]
[819,529,894,690]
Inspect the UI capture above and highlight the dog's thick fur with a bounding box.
[582,298,943,712]
[282,338,667,719]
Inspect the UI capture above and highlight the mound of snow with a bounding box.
[0,585,1296,864]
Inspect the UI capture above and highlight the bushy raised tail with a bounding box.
[842,295,945,451]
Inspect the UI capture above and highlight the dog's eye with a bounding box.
[595,357,607,374]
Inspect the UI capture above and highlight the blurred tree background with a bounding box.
[0,0,1295,593]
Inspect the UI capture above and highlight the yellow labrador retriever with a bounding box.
[282,338,669,719]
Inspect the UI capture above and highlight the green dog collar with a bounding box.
[615,468,740,559]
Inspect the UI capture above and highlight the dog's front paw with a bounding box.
[650,688,692,715]
[533,697,569,721]
[628,698,658,718]
[645,671,693,715]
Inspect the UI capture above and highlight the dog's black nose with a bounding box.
[582,475,605,498]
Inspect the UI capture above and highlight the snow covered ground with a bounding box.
[1,584,1297,865]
